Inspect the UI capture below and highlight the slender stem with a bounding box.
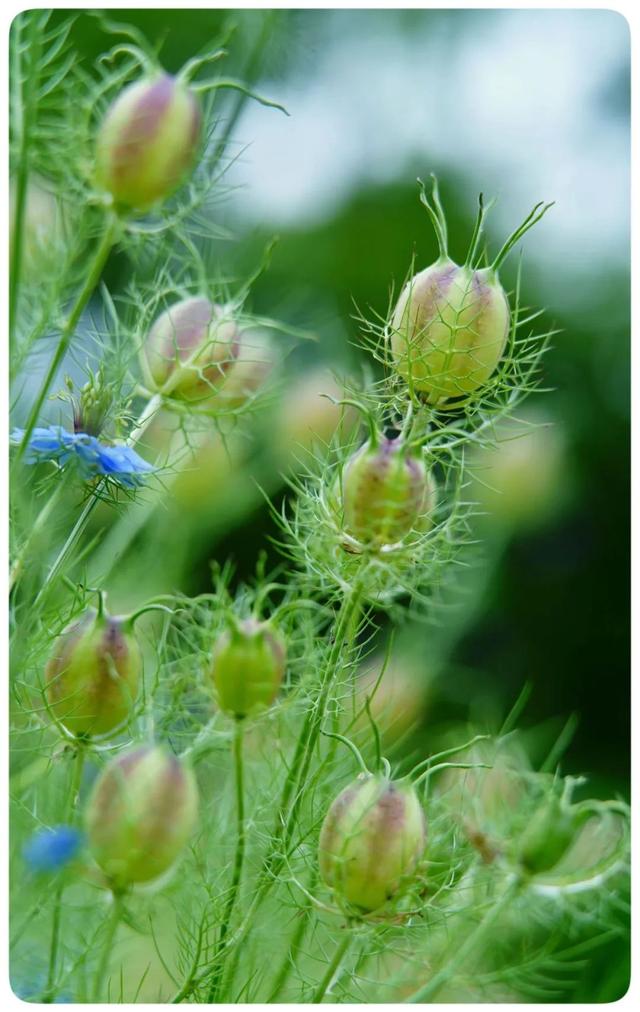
[91,893,123,1003]
[210,10,278,168]
[9,479,67,592]
[206,718,246,1003]
[172,583,365,1004]
[278,583,364,862]
[40,744,86,1003]
[13,215,119,468]
[10,12,43,339]
[267,868,319,1002]
[404,876,521,1003]
[311,933,352,1004]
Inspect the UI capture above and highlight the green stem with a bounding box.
[91,893,123,1003]
[10,12,43,339]
[311,933,352,1004]
[404,876,521,1003]
[277,582,364,863]
[13,214,118,468]
[40,744,86,1003]
[172,583,365,1004]
[266,867,319,1002]
[9,479,68,592]
[206,718,246,1003]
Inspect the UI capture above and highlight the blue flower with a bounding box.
[23,825,84,873]
[11,425,155,488]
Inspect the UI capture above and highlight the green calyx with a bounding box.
[210,617,286,719]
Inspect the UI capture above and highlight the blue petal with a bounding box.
[11,426,77,465]
[23,825,84,873]
[11,425,155,487]
[95,443,156,487]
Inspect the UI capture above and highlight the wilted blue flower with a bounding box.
[10,425,154,488]
[23,825,84,873]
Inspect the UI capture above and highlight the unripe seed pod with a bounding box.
[210,618,286,718]
[518,796,584,875]
[86,745,198,889]
[341,436,433,548]
[45,609,141,738]
[390,260,510,402]
[319,772,426,912]
[144,297,240,401]
[95,73,201,211]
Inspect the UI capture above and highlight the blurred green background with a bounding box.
[52,8,629,792]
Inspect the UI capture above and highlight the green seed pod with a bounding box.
[45,609,141,738]
[518,795,583,875]
[144,296,240,401]
[341,435,433,548]
[319,772,426,912]
[210,618,286,718]
[390,259,510,403]
[86,745,198,889]
[95,72,201,211]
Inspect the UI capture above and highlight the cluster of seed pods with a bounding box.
[36,69,554,918]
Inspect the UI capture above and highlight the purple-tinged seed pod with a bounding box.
[144,296,240,402]
[95,73,201,211]
[319,772,426,912]
[390,259,510,403]
[85,745,198,889]
[210,618,286,719]
[45,609,141,738]
[341,435,433,548]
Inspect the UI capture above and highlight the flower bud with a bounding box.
[144,297,240,401]
[210,618,286,718]
[341,436,433,548]
[45,609,141,738]
[95,72,201,211]
[319,772,426,912]
[517,795,585,875]
[390,260,510,403]
[86,745,198,889]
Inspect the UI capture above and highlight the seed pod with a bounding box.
[95,72,201,211]
[210,618,286,719]
[45,609,141,738]
[144,296,240,401]
[390,259,510,403]
[319,772,426,912]
[341,436,433,548]
[86,745,198,889]
[518,796,584,875]
[204,328,275,411]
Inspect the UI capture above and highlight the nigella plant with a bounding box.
[9,10,628,1009]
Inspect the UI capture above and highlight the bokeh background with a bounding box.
[50,6,629,789]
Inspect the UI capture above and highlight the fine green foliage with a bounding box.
[9,11,629,1005]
